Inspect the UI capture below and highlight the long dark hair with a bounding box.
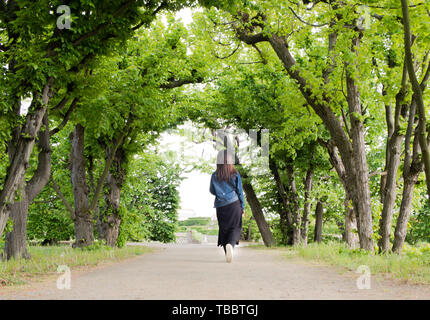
[215,150,237,181]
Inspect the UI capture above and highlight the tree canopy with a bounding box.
[0,0,430,260]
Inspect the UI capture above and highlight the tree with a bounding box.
[0,0,195,241]
[400,0,430,201]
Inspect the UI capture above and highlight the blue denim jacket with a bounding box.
[209,171,245,210]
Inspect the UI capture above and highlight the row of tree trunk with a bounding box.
[1,118,127,260]
[233,8,429,253]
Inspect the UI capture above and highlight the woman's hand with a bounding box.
[241,209,245,217]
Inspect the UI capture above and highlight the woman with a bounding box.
[209,150,245,263]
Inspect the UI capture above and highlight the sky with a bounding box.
[157,124,218,221]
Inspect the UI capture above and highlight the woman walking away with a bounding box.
[209,150,245,263]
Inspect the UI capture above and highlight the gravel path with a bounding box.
[1,243,429,300]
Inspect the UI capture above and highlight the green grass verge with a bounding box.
[0,244,152,287]
[250,241,430,285]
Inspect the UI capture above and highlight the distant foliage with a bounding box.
[241,212,261,242]
[178,217,211,226]
[407,204,430,244]
[27,187,74,243]
[118,153,183,245]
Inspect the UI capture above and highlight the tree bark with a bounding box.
[343,195,359,248]
[269,157,293,245]
[378,112,404,252]
[318,139,358,247]
[401,0,430,200]
[101,147,126,247]
[4,113,52,260]
[242,177,275,247]
[70,124,94,248]
[344,35,374,251]
[301,166,314,245]
[0,79,54,238]
[314,201,323,243]
[4,194,30,260]
[286,164,301,245]
[377,55,409,253]
[393,101,424,253]
[101,173,122,247]
[392,168,420,253]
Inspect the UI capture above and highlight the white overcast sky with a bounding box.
[158,123,218,221]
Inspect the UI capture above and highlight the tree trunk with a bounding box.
[0,80,53,238]
[286,164,301,245]
[4,193,30,260]
[242,179,275,247]
[301,166,314,245]
[344,35,374,251]
[393,102,423,253]
[269,33,373,251]
[378,132,403,252]
[401,0,430,200]
[314,201,323,243]
[319,139,358,248]
[269,157,293,245]
[378,57,409,253]
[235,11,374,251]
[392,169,420,253]
[70,124,94,248]
[4,112,52,260]
[101,170,124,247]
[343,195,359,248]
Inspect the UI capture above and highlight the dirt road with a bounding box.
[1,243,429,299]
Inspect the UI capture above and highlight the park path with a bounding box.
[0,243,429,300]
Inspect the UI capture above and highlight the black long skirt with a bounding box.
[216,200,242,248]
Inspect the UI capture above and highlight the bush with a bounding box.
[191,229,204,243]
[27,205,74,243]
[178,217,211,227]
[241,212,261,242]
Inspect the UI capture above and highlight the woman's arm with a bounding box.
[209,174,216,195]
[236,173,245,210]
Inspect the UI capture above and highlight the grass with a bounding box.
[0,244,152,287]
[250,241,430,285]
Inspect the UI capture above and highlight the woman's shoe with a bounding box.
[225,244,233,263]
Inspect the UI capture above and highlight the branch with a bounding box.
[366,2,425,9]
[288,6,329,27]
[420,59,430,90]
[88,117,134,212]
[26,113,52,201]
[50,176,74,219]
[341,107,351,139]
[132,0,168,31]
[212,43,240,60]
[369,171,387,178]
[50,96,69,112]
[159,71,204,89]
[50,97,79,136]
[236,31,269,45]
[251,43,267,64]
